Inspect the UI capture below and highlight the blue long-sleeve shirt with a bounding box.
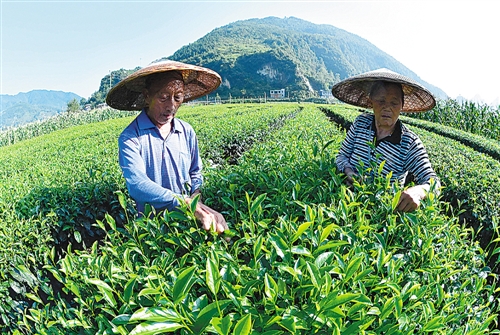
[118,110,203,214]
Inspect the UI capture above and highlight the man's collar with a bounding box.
[137,109,181,133]
[137,109,155,130]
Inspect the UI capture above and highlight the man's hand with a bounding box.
[197,203,228,234]
[185,195,229,237]
[397,185,427,212]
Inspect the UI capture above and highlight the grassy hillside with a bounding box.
[1,103,499,334]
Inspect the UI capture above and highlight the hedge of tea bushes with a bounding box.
[399,114,500,162]
[178,103,301,165]
[0,118,135,330]
[0,103,301,331]
[9,104,499,334]
[406,98,500,141]
[0,108,139,148]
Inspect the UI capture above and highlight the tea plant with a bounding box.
[0,108,138,148]
[13,105,500,333]
[399,114,500,162]
[405,98,500,141]
[0,103,301,331]
[2,103,500,334]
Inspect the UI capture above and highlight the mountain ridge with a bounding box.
[1,90,82,129]
[164,16,447,99]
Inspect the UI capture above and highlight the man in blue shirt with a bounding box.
[107,60,227,234]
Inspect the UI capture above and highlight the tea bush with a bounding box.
[399,115,500,162]
[0,108,138,148]
[10,105,500,334]
[0,103,301,331]
[406,99,500,141]
[2,103,499,334]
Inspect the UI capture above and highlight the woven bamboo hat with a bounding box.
[106,60,222,110]
[331,68,436,112]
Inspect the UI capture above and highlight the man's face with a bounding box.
[369,83,403,129]
[143,74,185,127]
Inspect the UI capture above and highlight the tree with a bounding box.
[66,98,80,114]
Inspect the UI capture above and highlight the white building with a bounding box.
[270,89,285,99]
[319,90,334,99]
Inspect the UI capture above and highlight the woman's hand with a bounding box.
[344,167,357,187]
[397,185,427,212]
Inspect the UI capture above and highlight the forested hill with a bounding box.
[0,90,82,129]
[163,16,446,99]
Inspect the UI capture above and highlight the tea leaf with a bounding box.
[250,193,266,215]
[264,273,278,300]
[306,262,321,289]
[269,234,288,259]
[206,257,221,296]
[191,300,232,333]
[344,255,363,282]
[392,190,401,211]
[253,235,263,260]
[321,293,360,311]
[232,314,252,335]
[129,307,182,322]
[172,266,197,304]
[292,221,311,243]
[212,315,232,335]
[290,245,311,256]
[129,321,184,335]
[422,316,445,332]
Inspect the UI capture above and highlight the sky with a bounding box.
[1,0,499,105]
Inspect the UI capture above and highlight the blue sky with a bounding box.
[1,0,499,104]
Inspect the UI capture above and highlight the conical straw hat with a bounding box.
[331,68,436,112]
[106,60,221,110]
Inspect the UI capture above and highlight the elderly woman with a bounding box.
[332,68,440,212]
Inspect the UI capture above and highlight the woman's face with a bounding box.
[369,83,403,129]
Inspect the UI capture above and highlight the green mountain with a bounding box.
[163,16,446,100]
[0,90,82,129]
[85,67,141,108]
[90,16,446,105]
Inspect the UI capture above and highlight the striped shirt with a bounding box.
[118,110,203,214]
[336,113,440,188]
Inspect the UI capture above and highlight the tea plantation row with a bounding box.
[320,105,500,270]
[0,103,499,334]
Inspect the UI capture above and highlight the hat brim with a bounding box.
[106,60,222,111]
[331,69,436,112]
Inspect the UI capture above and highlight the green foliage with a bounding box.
[1,103,499,334]
[399,113,500,162]
[405,99,500,141]
[66,98,81,114]
[7,104,499,334]
[0,108,138,148]
[179,103,300,165]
